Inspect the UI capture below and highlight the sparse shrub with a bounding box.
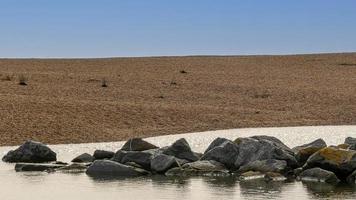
[180,70,187,74]
[101,78,108,87]
[18,74,28,86]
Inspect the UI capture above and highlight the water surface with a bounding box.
[1,126,356,200]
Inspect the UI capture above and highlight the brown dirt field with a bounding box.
[0,53,355,146]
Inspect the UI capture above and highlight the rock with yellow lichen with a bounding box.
[292,139,327,166]
[303,146,356,178]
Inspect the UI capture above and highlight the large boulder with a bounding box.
[299,167,340,184]
[292,139,327,166]
[238,159,288,174]
[162,138,199,162]
[2,141,57,163]
[250,135,294,154]
[203,138,230,154]
[121,138,158,151]
[303,147,356,178]
[86,160,149,177]
[112,150,152,170]
[150,154,177,173]
[93,150,115,160]
[15,163,66,172]
[234,137,297,169]
[201,139,239,169]
[71,153,94,163]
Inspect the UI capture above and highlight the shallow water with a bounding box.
[1,126,356,200]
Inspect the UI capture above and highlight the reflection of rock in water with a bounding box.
[303,182,356,198]
[239,179,285,198]
[150,175,191,192]
[202,176,237,188]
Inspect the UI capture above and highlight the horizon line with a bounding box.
[0,51,355,60]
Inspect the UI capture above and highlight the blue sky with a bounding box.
[0,0,356,58]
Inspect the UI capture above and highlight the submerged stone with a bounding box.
[299,167,340,184]
[86,160,149,177]
[15,163,66,172]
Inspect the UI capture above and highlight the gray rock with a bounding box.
[292,139,327,166]
[2,141,57,163]
[234,137,298,169]
[56,163,88,173]
[165,160,229,177]
[251,135,294,154]
[345,137,356,146]
[346,170,356,184]
[15,163,66,172]
[162,138,199,162]
[204,138,230,154]
[121,138,158,151]
[201,140,239,169]
[300,167,340,184]
[93,150,115,160]
[112,150,152,170]
[349,144,356,151]
[86,160,149,177]
[238,159,288,174]
[72,153,94,163]
[303,146,356,178]
[239,171,286,181]
[150,154,177,173]
[183,160,227,171]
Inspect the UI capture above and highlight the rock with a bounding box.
[239,171,265,181]
[250,135,294,154]
[2,141,57,163]
[337,144,350,149]
[203,138,230,154]
[150,154,177,173]
[71,153,94,163]
[345,137,356,146]
[349,144,356,151]
[15,163,66,172]
[162,138,199,162]
[121,138,158,151]
[239,171,286,181]
[183,160,227,171]
[346,170,356,184]
[293,167,303,177]
[234,137,298,169]
[201,140,239,169]
[165,160,229,177]
[264,172,287,181]
[86,160,149,177]
[292,139,327,166]
[303,147,356,178]
[238,159,288,174]
[56,163,88,173]
[93,150,115,160]
[112,150,152,170]
[300,167,340,184]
